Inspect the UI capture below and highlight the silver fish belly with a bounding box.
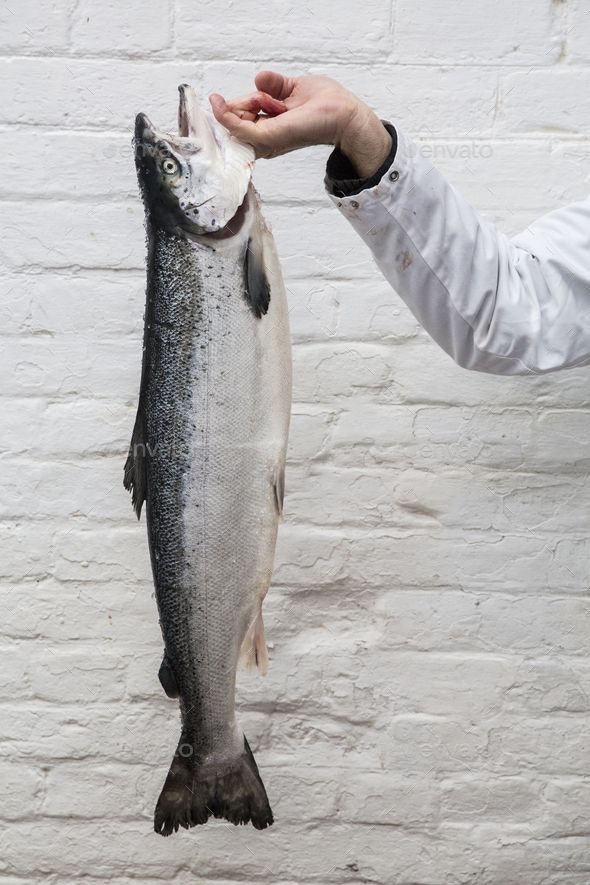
[125,92,291,836]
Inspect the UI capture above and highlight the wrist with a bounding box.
[336,103,392,179]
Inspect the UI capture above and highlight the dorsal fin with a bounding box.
[123,410,147,518]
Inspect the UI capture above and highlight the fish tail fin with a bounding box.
[123,411,147,519]
[238,606,269,675]
[154,736,273,836]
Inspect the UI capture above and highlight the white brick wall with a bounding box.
[1,1,590,882]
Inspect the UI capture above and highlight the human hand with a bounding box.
[209,70,392,178]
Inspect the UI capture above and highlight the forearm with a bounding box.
[325,125,590,375]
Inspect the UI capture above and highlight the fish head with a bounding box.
[134,84,255,234]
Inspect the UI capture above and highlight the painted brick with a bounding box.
[0,762,41,820]
[71,0,172,54]
[0,131,138,198]
[499,69,590,134]
[568,0,590,63]
[0,201,144,270]
[395,0,560,65]
[0,0,71,52]
[0,59,202,130]
[175,0,393,61]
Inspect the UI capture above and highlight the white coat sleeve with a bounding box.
[325,125,590,376]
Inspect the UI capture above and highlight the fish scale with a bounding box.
[125,85,291,836]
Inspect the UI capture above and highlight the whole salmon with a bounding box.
[125,84,291,836]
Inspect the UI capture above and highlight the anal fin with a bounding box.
[272,463,285,517]
[238,606,269,676]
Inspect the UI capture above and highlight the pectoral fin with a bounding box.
[243,232,271,318]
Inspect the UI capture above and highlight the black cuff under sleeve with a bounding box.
[324,120,398,198]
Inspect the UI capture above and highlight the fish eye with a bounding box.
[161,158,179,175]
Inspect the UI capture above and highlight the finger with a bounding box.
[254,70,296,101]
[225,97,265,123]
[225,106,257,123]
[224,90,265,112]
[256,91,288,116]
[235,109,258,122]
[208,93,266,150]
[226,91,287,118]
[208,93,251,132]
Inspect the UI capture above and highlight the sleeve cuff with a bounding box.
[324,120,398,198]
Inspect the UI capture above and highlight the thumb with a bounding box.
[209,93,256,137]
[208,93,267,154]
[254,70,295,101]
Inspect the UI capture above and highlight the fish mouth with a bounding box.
[133,86,254,235]
[135,86,220,154]
[135,112,155,140]
[135,111,157,156]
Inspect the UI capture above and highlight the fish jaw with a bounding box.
[175,83,256,233]
[177,82,220,156]
[134,85,256,236]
